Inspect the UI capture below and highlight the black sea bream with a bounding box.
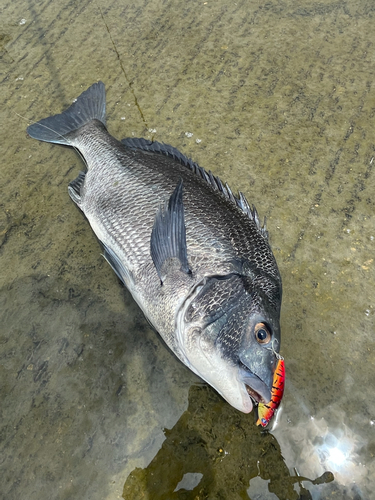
[27,82,283,414]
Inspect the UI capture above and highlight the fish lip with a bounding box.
[239,367,272,405]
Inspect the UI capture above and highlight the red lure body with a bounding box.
[256,358,285,427]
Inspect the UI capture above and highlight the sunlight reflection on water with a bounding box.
[274,409,369,499]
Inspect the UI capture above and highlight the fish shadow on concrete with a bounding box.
[123,384,333,500]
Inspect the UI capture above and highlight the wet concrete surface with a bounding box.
[1,0,375,499]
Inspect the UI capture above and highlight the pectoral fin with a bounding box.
[150,179,191,283]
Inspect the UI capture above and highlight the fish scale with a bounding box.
[81,124,268,280]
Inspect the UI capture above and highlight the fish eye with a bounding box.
[254,323,271,344]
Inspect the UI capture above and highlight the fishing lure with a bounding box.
[256,357,285,427]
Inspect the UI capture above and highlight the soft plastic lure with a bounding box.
[256,358,285,427]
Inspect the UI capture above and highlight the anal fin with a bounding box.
[68,171,86,204]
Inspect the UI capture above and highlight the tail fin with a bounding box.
[27,81,106,146]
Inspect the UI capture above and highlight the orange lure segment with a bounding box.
[256,358,285,427]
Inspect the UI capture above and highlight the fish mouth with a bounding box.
[239,366,271,406]
[245,384,267,404]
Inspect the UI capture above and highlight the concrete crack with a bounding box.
[97,5,148,131]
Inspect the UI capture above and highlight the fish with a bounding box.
[256,357,285,427]
[27,81,283,414]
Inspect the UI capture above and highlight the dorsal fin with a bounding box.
[121,137,268,239]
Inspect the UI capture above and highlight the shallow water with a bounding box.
[1,0,374,499]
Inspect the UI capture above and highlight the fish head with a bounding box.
[177,272,282,413]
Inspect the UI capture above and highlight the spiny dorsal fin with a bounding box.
[121,137,268,239]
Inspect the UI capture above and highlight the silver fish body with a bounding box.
[27,82,283,414]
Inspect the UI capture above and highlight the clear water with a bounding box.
[1,0,374,499]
